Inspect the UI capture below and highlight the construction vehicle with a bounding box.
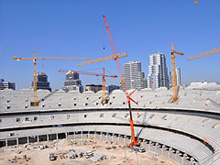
[133,146,146,153]
[58,68,118,104]
[103,15,140,147]
[194,0,200,4]
[187,46,220,61]
[78,15,139,147]
[13,51,90,106]
[49,153,56,161]
[171,42,184,103]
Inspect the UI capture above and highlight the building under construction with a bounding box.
[0,81,220,164]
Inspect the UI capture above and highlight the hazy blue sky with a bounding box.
[1,0,219,90]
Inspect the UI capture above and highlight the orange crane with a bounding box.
[58,68,118,104]
[13,50,90,106]
[187,46,220,61]
[171,42,184,103]
[103,15,139,147]
[194,0,200,4]
[78,15,139,147]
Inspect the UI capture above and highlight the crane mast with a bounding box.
[33,51,38,106]
[103,15,139,147]
[171,42,184,103]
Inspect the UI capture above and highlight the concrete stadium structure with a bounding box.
[0,82,220,165]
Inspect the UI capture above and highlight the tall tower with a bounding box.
[63,71,83,93]
[169,67,181,88]
[147,52,169,90]
[124,61,144,91]
[31,72,51,91]
[176,67,181,87]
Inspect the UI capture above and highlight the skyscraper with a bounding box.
[176,67,181,87]
[63,71,83,93]
[169,67,181,88]
[31,72,51,91]
[147,52,169,90]
[124,61,145,91]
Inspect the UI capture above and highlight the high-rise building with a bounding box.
[176,67,181,87]
[147,52,169,90]
[0,79,15,90]
[169,71,172,88]
[31,72,51,91]
[169,67,181,88]
[63,71,83,93]
[124,61,145,91]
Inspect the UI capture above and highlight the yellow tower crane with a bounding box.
[187,46,220,61]
[171,42,184,103]
[13,50,90,106]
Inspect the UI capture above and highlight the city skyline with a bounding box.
[1,0,220,90]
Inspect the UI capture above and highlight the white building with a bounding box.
[176,67,181,87]
[147,52,169,90]
[63,71,83,93]
[124,61,145,91]
[169,67,181,88]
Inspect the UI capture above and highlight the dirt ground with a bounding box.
[0,138,179,165]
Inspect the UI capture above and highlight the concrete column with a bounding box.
[74,132,75,139]
[168,147,172,158]
[154,143,157,152]
[65,133,68,139]
[27,137,29,144]
[182,153,187,165]
[37,136,39,143]
[175,150,180,162]
[17,138,19,146]
[56,133,58,140]
[94,131,96,139]
[106,132,108,141]
[88,132,90,139]
[162,145,166,155]
[190,157,195,164]
[6,139,8,147]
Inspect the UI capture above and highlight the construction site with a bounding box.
[0,0,220,165]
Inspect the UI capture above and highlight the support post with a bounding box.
[17,138,19,146]
[6,139,8,147]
